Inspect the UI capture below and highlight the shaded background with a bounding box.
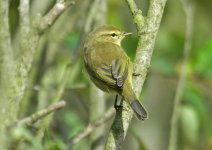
[8,0,212,149]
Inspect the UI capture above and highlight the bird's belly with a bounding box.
[89,74,112,93]
[84,60,111,92]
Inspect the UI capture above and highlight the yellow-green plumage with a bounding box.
[84,25,147,120]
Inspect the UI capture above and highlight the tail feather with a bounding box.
[130,100,147,121]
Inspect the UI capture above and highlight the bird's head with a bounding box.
[86,25,132,46]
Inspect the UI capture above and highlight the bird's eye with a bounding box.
[111,33,116,37]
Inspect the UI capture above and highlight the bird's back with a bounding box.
[84,42,127,68]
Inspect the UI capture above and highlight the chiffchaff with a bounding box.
[84,25,147,120]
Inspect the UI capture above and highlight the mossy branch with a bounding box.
[125,0,145,34]
[0,0,74,148]
[0,0,16,130]
[105,0,167,149]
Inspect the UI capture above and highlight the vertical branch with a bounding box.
[0,0,74,148]
[105,0,167,149]
[16,0,75,105]
[133,0,167,97]
[17,0,32,103]
[0,0,16,149]
[16,0,75,112]
[19,0,30,52]
[168,1,195,150]
[0,0,16,129]
[88,0,107,149]
[19,0,30,29]
[125,0,145,34]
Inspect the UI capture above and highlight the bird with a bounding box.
[83,25,147,121]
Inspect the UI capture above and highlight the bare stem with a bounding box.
[39,0,75,32]
[17,101,66,127]
[168,1,195,150]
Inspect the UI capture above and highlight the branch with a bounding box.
[15,0,75,120]
[19,0,30,29]
[39,0,75,32]
[105,102,129,150]
[70,107,115,145]
[125,0,145,34]
[168,1,195,150]
[133,0,167,95]
[17,101,66,127]
[0,2,15,149]
[0,0,16,129]
[105,0,167,149]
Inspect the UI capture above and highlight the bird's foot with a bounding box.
[133,73,141,76]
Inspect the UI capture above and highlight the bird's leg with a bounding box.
[114,94,123,110]
[114,94,119,108]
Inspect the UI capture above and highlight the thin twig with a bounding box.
[17,101,66,127]
[70,107,115,145]
[39,0,75,32]
[168,1,195,150]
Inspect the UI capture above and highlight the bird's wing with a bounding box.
[96,58,128,89]
[111,59,128,87]
[85,42,129,89]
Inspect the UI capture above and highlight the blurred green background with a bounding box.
[8,0,212,150]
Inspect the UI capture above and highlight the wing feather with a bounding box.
[84,42,129,90]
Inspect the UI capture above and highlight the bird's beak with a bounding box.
[122,32,132,36]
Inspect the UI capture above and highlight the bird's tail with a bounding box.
[130,99,147,121]
[122,82,148,121]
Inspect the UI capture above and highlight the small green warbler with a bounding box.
[84,25,147,120]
